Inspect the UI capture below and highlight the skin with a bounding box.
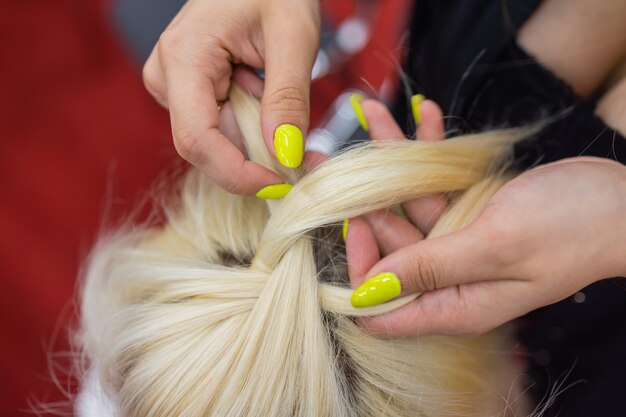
[146,0,626,337]
[348,100,626,337]
[143,0,320,194]
[346,0,626,337]
[518,0,626,98]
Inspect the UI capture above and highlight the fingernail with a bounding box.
[342,219,349,242]
[274,124,304,168]
[351,272,401,308]
[255,183,292,200]
[349,93,368,132]
[411,94,425,125]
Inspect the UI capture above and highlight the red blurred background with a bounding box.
[0,0,411,414]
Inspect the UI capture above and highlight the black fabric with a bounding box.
[396,1,626,416]
[396,0,626,166]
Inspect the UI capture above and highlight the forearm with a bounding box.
[518,0,626,98]
[596,73,626,136]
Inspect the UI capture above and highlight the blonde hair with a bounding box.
[76,86,531,417]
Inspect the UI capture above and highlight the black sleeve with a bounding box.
[471,41,626,168]
[395,0,626,168]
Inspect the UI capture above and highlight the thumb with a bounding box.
[350,228,495,308]
[261,11,319,169]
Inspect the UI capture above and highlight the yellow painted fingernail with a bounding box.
[351,272,401,308]
[255,183,292,200]
[274,124,303,168]
[342,219,349,242]
[349,93,368,131]
[411,94,425,125]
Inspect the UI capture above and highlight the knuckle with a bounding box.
[173,127,247,195]
[448,288,495,337]
[158,29,184,56]
[265,85,309,116]
[209,16,238,41]
[409,254,441,292]
[220,173,245,194]
[473,216,521,275]
[172,126,202,163]
[142,62,163,98]
[158,30,232,80]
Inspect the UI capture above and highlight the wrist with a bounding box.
[601,164,626,279]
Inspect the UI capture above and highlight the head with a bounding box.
[76,86,529,417]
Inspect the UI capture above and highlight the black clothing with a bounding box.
[396,2,626,416]
[397,0,626,166]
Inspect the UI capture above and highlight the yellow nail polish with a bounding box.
[349,93,368,132]
[351,272,401,308]
[255,183,292,200]
[274,124,303,168]
[411,94,425,125]
[342,219,349,242]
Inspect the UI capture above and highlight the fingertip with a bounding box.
[349,93,369,131]
[274,123,304,168]
[417,99,445,141]
[410,94,425,125]
[360,99,405,141]
[350,272,401,309]
[420,99,444,122]
[224,159,285,195]
[359,98,387,119]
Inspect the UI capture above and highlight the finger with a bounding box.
[416,99,445,141]
[350,226,498,309]
[303,93,380,171]
[217,102,246,154]
[261,11,319,169]
[302,151,328,171]
[403,196,449,236]
[143,46,168,108]
[344,101,416,282]
[362,210,424,256]
[359,99,405,141]
[357,96,448,233]
[346,217,380,287]
[359,279,532,337]
[232,66,265,99]
[162,40,283,194]
[219,65,263,157]
[404,99,448,233]
[225,67,265,153]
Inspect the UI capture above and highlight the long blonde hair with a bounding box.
[76,86,530,417]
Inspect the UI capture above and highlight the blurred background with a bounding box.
[0,0,411,414]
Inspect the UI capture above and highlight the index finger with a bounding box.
[163,47,283,194]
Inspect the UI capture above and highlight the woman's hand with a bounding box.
[143,0,320,194]
[349,155,626,337]
[344,95,448,281]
